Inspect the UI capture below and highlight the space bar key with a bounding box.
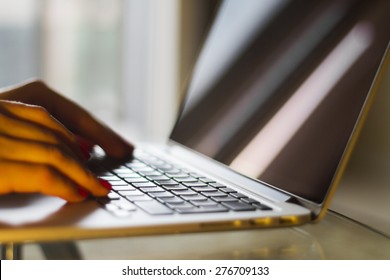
[134,200,174,215]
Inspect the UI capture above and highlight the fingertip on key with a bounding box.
[98,178,112,190]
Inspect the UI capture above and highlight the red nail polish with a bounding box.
[80,147,91,160]
[78,188,89,198]
[77,136,95,160]
[98,178,112,190]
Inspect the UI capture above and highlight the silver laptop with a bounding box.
[0,0,389,243]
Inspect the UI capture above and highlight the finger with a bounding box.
[50,100,134,160]
[0,100,76,145]
[76,135,95,160]
[0,159,88,202]
[0,134,110,197]
[2,81,134,159]
[0,100,86,161]
[0,110,58,144]
[0,109,86,163]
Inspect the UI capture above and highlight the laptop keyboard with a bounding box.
[93,150,272,217]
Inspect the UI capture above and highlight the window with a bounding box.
[0,0,181,141]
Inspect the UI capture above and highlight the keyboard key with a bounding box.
[119,173,142,178]
[220,187,237,193]
[95,196,113,204]
[199,177,216,183]
[164,169,182,176]
[141,187,166,193]
[123,177,149,184]
[143,158,166,167]
[112,173,135,179]
[191,186,218,192]
[175,177,198,183]
[134,200,173,215]
[230,193,249,199]
[118,190,144,196]
[157,196,185,204]
[241,198,259,204]
[221,201,256,211]
[170,173,190,178]
[156,164,175,172]
[112,168,134,174]
[97,198,134,216]
[162,185,187,191]
[180,194,207,201]
[202,191,228,198]
[103,203,120,212]
[107,191,121,199]
[209,183,226,188]
[125,195,153,202]
[114,173,137,179]
[176,205,228,214]
[126,163,149,172]
[182,182,208,188]
[148,192,174,198]
[111,198,137,211]
[159,180,181,186]
[108,180,131,186]
[139,171,163,177]
[98,175,121,181]
[167,202,194,210]
[126,162,148,169]
[211,196,239,203]
[112,185,135,191]
[147,175,171,181]
[191,199,219,207]
[130,166,154,173]
[132,182,157,188]
[172,190,197,196]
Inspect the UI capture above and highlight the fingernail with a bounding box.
[78,188,89,198]
[98,178,112,190]
[77,136,95,150]
[80,146,92,161]
[77,136,94,160]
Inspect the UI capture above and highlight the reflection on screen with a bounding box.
[171,0,390,203]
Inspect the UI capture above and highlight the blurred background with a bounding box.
[0,0,388,238]
[0,0,218,142]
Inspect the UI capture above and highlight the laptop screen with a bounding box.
[170,0,390,204]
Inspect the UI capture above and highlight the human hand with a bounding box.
[0,80,134,202]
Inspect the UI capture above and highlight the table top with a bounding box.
[63,211,388,260]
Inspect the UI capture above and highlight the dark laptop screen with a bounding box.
[171,0,390,203]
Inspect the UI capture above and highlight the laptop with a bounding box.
[0,0,389,243]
